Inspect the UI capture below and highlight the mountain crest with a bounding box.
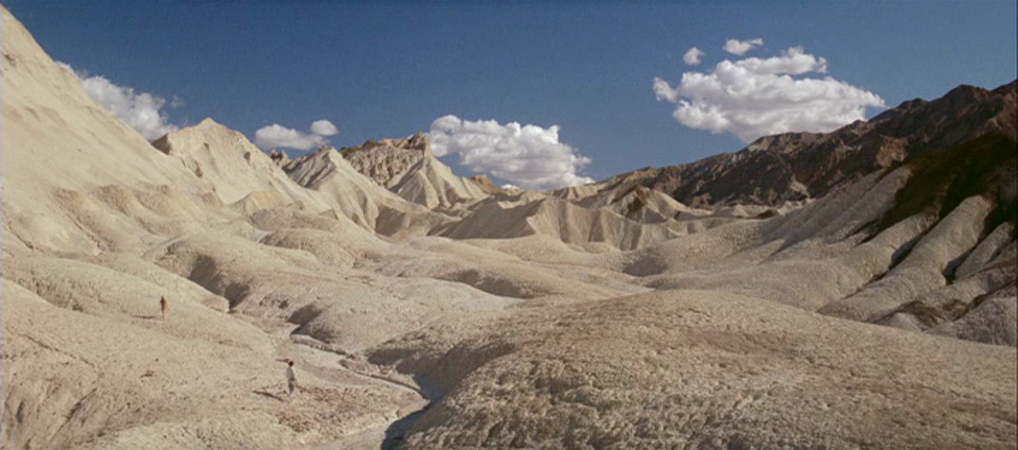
[339,133,433,188]
[601,79,1017,208]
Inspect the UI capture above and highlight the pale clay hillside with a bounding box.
[2,6,1016,450]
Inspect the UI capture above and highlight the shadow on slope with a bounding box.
[871,131,1016,238]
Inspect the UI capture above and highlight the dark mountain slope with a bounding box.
[597,80,1016,208]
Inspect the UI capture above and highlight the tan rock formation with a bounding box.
[338,133,432,188]
[467,174,502,195]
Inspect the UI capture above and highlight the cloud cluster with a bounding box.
[254,120,338,150]
[59,62,179,140]
[723,38,763,55]
[310,120,338,136]
[429,115,594,191]
[683,47,704,66]
[653,45,885,143]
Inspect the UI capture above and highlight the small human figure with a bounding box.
[159,296,168,320]
[285,361,297,395]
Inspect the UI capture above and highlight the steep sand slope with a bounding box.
[0,7,206,254]
[152,119,331,210]
[390,156,490,210]
[283,147,453,237]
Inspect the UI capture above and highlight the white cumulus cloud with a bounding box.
[310,119,339,136]
[58,62,179,140]
[253,120,338,150]
[429,115,594,191]
[683,47,705,66]
[723,38,763,55]
[653,46,885,143]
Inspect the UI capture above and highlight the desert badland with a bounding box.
[2,5,1017,450]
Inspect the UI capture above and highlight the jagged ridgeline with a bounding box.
[2,5,1016,450]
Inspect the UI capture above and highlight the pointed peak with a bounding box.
[871,97,929,123]
[189,117,239,135]
[286,145,343,171]
[179,117,247,140]
[157,117,232,139]
[942,84,991,104]
[407,132,430,148]
[305,145,339,159]
[152,117,257,159]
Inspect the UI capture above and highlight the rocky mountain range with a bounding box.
[590,80,1016,208]
[2,6,1015,450]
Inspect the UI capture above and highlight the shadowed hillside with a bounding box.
[588,81,1016,208]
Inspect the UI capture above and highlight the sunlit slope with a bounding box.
[1,7,206,254]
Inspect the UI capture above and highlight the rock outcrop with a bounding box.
[338,133,432,188]
[336,133,493,209]
[467,174,502,194]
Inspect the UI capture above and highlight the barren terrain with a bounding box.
[2,6,1015,450]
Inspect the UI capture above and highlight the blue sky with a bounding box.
[7,1,1017,189]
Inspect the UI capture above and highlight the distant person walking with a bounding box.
[285,361,297,395]
[159,296,168,320]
